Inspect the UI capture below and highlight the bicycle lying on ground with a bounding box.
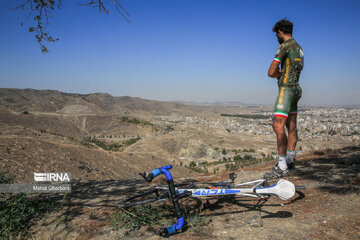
[118,165,305,236]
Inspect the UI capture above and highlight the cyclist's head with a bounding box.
[273,19,293,44]
[272,19,293,35]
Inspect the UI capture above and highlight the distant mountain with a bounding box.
[0,88,226,115]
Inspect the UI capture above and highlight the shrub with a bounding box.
[111,204,209,232]
[0,172,61,239]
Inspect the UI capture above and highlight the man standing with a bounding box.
[264,19,304,179]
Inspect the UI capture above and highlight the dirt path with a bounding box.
[30,146,360,240]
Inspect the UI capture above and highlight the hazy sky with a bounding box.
[1,0,360,106]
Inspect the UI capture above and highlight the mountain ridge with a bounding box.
[0,88,232,115]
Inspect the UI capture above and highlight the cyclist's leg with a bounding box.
[286,114,297,151]
[287,86,301,150]
[285,86,301,169]
[273,117,287,156]
[286,114,297,169]
[273,86,292,156]
[270,86,293,175]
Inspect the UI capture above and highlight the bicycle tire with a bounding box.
[154,181,196,189]
[179,181,233,189]
[118,188,169,208]
[175,181,196,188]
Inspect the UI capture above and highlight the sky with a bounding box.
[0,0,360,106]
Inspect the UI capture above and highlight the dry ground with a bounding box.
[29,146,360,240]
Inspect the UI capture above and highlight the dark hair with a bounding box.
[272,19,293,34]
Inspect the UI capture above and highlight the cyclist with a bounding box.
[264,19,304,179]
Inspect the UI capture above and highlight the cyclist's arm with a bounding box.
[269,44,288,79]
[268,60,282,79]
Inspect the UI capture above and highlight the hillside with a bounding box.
[0,88,207,182]
[0,88,227,115]
[0,88,274,183]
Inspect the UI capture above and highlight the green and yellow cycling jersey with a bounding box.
[274,38,304,86]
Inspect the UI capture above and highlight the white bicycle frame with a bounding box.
[175,178,296,200]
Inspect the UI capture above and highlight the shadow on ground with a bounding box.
[39,178,151,238]
[190,189,305,220]
[294,145,360,194]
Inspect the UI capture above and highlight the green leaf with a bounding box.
[41,45,49,53]
[29,27,35,32]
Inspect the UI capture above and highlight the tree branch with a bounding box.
[15,0,129,53]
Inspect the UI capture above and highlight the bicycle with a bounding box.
[118,165,305,236]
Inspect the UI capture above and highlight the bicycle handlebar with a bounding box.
[160,217,186,236]
[139,165,173,182]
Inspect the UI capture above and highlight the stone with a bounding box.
[248,212,263,228]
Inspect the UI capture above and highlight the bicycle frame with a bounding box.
[176,179,267,198]
[176,178,296,201]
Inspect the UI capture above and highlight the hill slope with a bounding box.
[0,88,225,115]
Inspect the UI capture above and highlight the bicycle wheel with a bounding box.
[118,187,169,208]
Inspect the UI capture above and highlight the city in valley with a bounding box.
[144,105,360,172]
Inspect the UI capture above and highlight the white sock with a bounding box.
[286,150,295,164]
[278,155,287,170]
